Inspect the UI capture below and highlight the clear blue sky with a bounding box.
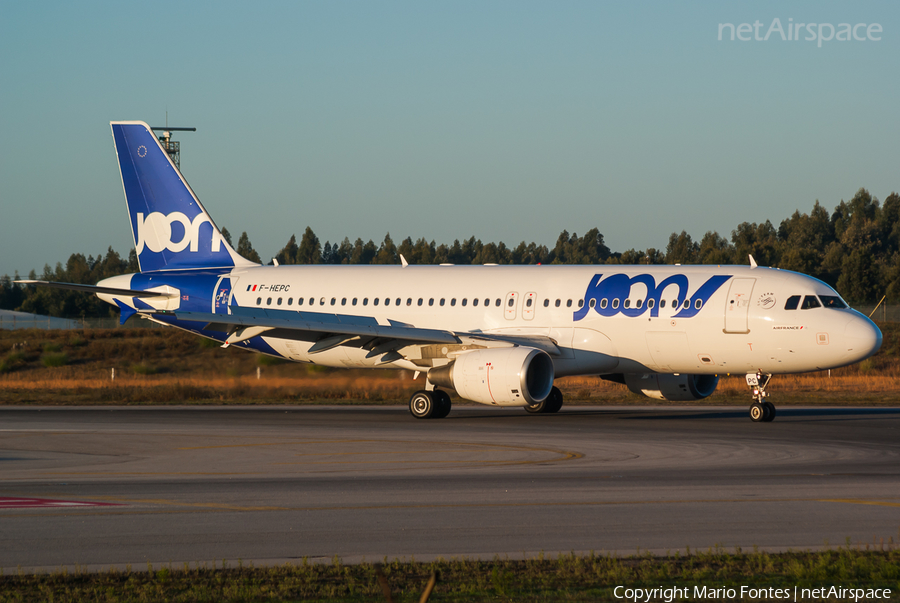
[1,1,898,276]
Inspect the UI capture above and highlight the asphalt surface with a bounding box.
[2,404,900,571]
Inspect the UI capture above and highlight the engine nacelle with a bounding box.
[428,347,554,406]
[623,373,719,401]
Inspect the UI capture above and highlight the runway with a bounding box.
[2,404,900,571]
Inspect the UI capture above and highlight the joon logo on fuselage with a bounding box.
[573,273,732,321]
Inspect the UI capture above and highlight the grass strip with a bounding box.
[2,549,899,602]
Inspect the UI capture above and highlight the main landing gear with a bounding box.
[524,386,564,414]
[746,372,776,422]
[408,389,452,419]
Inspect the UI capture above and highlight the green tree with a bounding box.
[236,232,262,263]
[374,233,398,264]
[697,231,732,265]
[666,231,699,264]
[296,227,322,264]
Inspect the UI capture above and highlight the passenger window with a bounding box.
[451,298,456,306]
[256,297,261,305]
[801,295,821,310]
[352,298,357,306]
[428,298,434,306]
[660,299,666,308]
[612,299,619,309]
[543,299,549,307]
[396,298,401,306]
[683,300,689,309]
[589,299,596,308]
[784,295,800,310]
[526,299,532,307]
[566,299,572,308]
[406,298,412,306]
[462,299,468,307]
[440,298,445,306]
[417,298,423,306]
[819,295,847,309]
[636,299,643,309]
[298,298,304,306]
[287,298,293,306]
[340,298,346,306]
[495,299,501,307]
[374,298,380,306]
[578,299,584,308]
[277,298,282,305]
[555,299,561,307]
[385,298,390,306]
[310,297,315,305]
[647,299,655,309]
[672,299,678,308]
[484,298,490,306]
[363,298,368,306]
[600,299,608,309]
[473,298,479,307]
[507,298,515,307]
[695,299,702,309]
[624,299,630,308]
[267,298,272,306]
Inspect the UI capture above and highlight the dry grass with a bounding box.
[2,325,900,405]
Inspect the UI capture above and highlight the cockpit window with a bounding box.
[819,295,847,309]
[784,295,800,310]
[800,295,821,310]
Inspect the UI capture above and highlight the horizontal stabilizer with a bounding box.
[15,280,172,298]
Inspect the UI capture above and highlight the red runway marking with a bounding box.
[0,497,124,509]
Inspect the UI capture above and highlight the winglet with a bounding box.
[749,254,758,269]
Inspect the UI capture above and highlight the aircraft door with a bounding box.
[522,292,536,321]
[504,292,518,320]
[724,278,755,333]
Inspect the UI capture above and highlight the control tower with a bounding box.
[150,125,196,171]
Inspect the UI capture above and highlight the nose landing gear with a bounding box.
[746,372,776,422]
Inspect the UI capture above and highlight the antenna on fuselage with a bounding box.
[749,255,758,269]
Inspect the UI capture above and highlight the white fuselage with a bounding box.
[192,263,879,377]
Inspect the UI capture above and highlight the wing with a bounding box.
[140,305,562,361]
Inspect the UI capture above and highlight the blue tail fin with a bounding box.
[110,121,256,272]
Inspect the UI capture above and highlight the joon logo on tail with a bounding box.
[573,273,732,321]
[135,211,225,254]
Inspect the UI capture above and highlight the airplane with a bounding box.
[18,121,883,422]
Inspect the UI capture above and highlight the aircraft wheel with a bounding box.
[749,402,765,422]
[545,386,563,413]
[433,390,452,418]
[525,399,547,414]
[762,401,776,422]
[409,391,437,419]
[524,387,563,414]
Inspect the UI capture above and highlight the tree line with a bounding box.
[2,188,897,318]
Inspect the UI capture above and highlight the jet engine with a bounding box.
[623,373,719,401]
[428,347,554,406]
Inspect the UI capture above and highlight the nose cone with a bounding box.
[842,313,882,364]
